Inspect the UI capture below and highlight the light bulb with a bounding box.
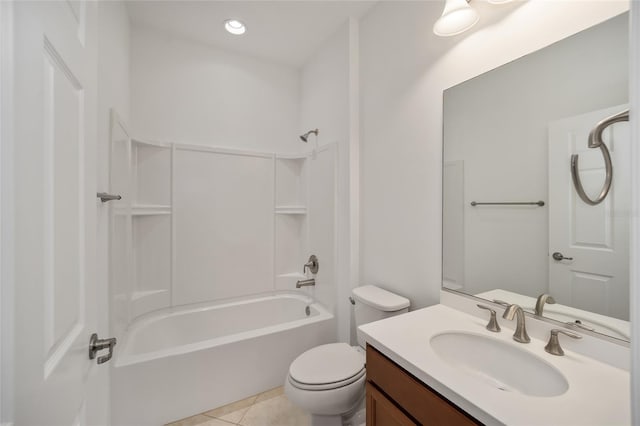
[224,19,246,35]
[433,0,479,37]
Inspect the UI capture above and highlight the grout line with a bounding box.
[218,419,240,426]
[236,396,256,425]
[195,387,286,425]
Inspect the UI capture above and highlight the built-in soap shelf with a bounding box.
[130,289,170,318]
[131,289,169,301]
[132,138,172,149]
[275,205,307,215]
[132,204,172,216]
[277,272,306,279]
[276,272,307,290]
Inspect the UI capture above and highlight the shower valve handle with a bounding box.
[303,255,319,274]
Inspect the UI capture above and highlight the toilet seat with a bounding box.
[289,368,366,391]
[288,343,365,391]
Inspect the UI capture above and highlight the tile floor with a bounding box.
[166,386,311,426]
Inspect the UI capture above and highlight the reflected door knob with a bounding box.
[552,252,573,261]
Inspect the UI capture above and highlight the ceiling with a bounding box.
[126,1,376,68]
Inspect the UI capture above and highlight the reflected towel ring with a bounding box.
[571,109,629,206]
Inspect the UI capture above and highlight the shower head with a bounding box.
[299,129,319,142]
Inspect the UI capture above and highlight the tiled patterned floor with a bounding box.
[166,386,311,426]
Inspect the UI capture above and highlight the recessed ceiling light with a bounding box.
[224,19,246,35]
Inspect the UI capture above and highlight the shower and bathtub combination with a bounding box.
[112,292,333,425]
[109,113,338,425]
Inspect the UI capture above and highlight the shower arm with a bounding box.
[299,129,319,143]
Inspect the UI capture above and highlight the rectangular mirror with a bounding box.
[442,12,630,341]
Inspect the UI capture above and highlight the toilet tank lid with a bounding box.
[352,285,410,311]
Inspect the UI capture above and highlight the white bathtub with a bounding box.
[111,292,334,426]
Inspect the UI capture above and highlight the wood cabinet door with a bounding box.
[366,382,417,426]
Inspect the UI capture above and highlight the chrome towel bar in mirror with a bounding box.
[470,201,545,206]
[571,109,629,206]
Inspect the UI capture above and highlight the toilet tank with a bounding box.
[352,285,410,348]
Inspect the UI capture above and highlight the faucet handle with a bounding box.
[477,304,501,332]
[545,329,582,356]
[303,255,319,274]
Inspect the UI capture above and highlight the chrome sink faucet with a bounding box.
[502,304,530,343]
[535,293,556,316]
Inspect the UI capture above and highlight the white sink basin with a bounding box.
[430,332,568,397]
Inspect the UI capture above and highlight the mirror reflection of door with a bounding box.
[548,104,630,321]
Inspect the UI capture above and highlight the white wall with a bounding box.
[131,26,300,153]
[299,25,349,150]
[359,0,629,310]
[173,150,274,306]
[97,2,130,424]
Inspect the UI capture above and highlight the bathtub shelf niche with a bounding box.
[274,156,309,289]
[130,136,173,319]
[275,209,308,289]
[132,139,172,207]
[275,156,307,209]
[132,214,171,318]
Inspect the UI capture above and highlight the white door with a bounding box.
[548,105,630,321]
[12,1,105,424]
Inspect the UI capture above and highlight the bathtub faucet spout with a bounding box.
[296,278,316,288]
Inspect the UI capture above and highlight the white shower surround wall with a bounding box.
[113,134,337,328]
[111,292,334,426]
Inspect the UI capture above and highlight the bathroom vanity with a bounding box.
[360,303,630,426]
[366,345,479,425]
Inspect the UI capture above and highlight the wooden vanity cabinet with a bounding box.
[366,345,481,426]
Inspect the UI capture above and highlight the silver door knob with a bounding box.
[89,333,117,364]
[552,252,573,261]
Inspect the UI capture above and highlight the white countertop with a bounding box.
[359,304,630,426]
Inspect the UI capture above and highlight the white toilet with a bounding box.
[285,285,410,426]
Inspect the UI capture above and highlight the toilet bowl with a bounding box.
[285,343,365,425]
[285,285,410,426]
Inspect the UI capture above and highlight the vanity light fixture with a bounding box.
[224,19,246,35]
[433,0,479,37]
[433,0,512,37]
